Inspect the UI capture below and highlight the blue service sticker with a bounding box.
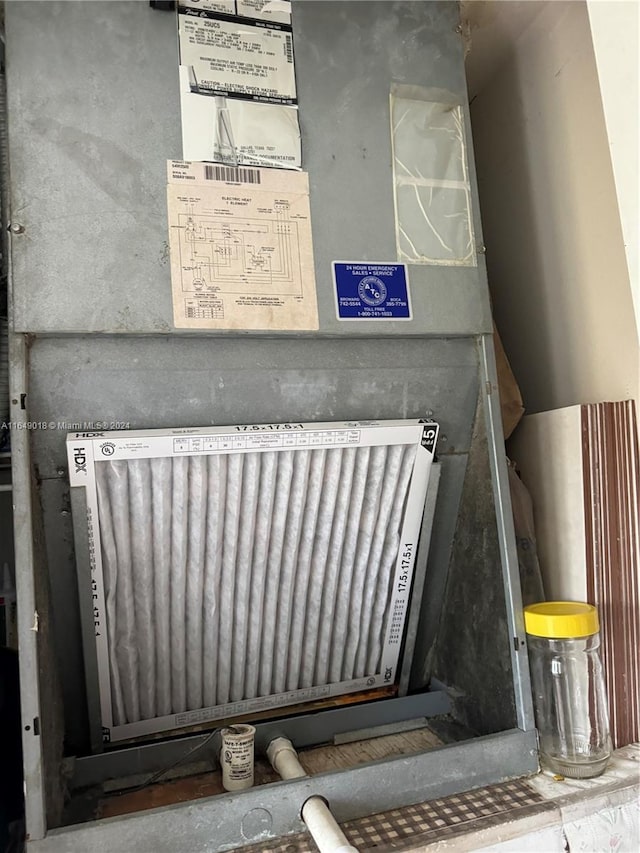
[333,262,412,320]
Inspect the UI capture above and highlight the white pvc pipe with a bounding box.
[301,797,359,853]
[267,738,359,853]
[266,737,307,779]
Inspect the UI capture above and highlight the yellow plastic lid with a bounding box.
[524,601,600,639]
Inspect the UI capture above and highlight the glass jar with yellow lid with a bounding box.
[524,601,611,778]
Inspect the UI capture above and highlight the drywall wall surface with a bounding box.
[470,1,638,413]
[508,407,588,601]
[461,0,549,100]
[587,0,639,346]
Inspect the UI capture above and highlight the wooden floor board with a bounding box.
[98,726,443,819]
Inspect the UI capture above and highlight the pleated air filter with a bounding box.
[67,419,438,742]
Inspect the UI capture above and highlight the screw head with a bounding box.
[9,223,25,234]
[56,467,66,476]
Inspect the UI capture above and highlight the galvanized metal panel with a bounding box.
[479,335,535,731]
[6,0,179,335]
[428,369,535,737]
[38,480,93,755]
[6,0,491,335]
[409,451,471,690]
[9,335,47,839]
[28,335,480,478]
[294,0,492,336]
[28,729,538,853]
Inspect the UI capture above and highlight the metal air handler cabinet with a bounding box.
[3,1,537,850]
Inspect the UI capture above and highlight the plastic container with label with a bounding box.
[524,601,611,778]
[220,724,256,792]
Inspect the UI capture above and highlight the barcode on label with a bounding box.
[284,35,293,63]
[204,165,261,184]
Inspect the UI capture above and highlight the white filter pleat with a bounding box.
[245,451,277,700]
[202,454,226,707]
[106,460,140,723]
[272,449,311,695]
[230,453,260,702]
[366,444,418,673]
[151,457,173,716]
[328,447,371,683]
[299,448,342,689]
[341,445,388,681]
[95,463,127,726]
[128,459,156,720]
[170,456,189,713]
[353,445,404,678]
[286,449,328,691]
[217,453,244,704]
[258,450,294,697]
[186,455,207,711]
[314,447,357,686]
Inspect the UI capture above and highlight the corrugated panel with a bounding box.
[582,400,640,748]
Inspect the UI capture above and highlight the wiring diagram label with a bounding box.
[167,161,318,330]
